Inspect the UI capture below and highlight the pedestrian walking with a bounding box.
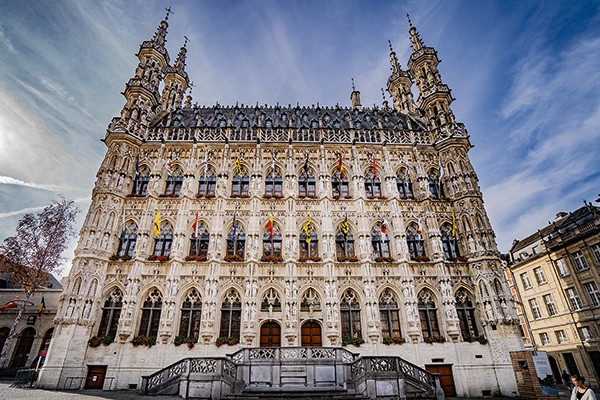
[571,374,597,400]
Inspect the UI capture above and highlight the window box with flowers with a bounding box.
[88,335,114,347]
[132,335,156,347]
[298,194,317,199]
[332,195,351,200]
[338,256,359,262]
[299,256,321,262]
[174,336,196,349]
[367,195,387,200]
[463,334,488,344]
[399,196,413,200]
[224,254,244,262]
[185,255,208,262]
[383,336,406,345]
[216,336,239,347]
[260,255,283,263]
[110,254,132,261]
[342,336,365,347]
[148,255,170,262]
[424,335,446,344]
[412,256,430,262]
[159,193,179,198]
[231,194,250,199]
[197,193,216,199]
[374,256,394,263]
[126,193,146,198]
[263,194,283,199]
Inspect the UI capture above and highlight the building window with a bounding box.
[198,167,216,197]
[371,223,390,259]
[331,170,349,199]
[340,289,362,340]
[299,221,319,260]
[440,224,459,260]
[578,326,594,341]
[335,223,355,261]
[533,267,547,284]
[427,170,442,199]
[565,287,583,311]
[189,223,209,260]
[584,282,600,307]
[521,273,533,289]
[406,224,425,260]
[219,289,242,340]
[298,169,316,197]
[179,289,202,341]
[164,167,183,196]
[133,166,151,196]
[97,288,123,338]
[264,170,283,197]
[418,289,440,339]
[226,222,245,261]
[379,289,401,339]
[300,288,321,312]
[117,222,137,257]
[262,223,282,261]
[555,258,569,277]
[138,289,162,337]
[529,298,542,319]
[591,243,600,265]
[539,332,550,345]
[455,289,479,338]
[153,222,174,257]
[555,330,567,344]
[543,294,558,316]
[396,168,413,199]
[364,169,382,198]
[260,288,282,312]
[572,251,588,271]
[231,167,249,197]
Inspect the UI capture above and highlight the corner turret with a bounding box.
[160,38,190,113]
[386,40,416,114]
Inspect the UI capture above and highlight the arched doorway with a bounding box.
[301,320,322,347]
[548,355,561,385]
[260,321,281,347]
[11,327,36,368]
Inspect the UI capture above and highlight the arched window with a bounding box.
[189,222,209,260]
[379,289,401,338]
[262,223,282,261]
[335,223,355,261]
[396,168,413,199]
[298,169,316,198]
[365,169,381,198]
[260,288,282,312]
[226,221,245,261]
[164,167,183,196]
[265,169,283,197]
[97,288,123,339]
[494,279,504,297]
[231,167,249,197]
[133,166,151,196]
[299,222,319,260]
[428,170,441,199]
[455,289,479,338]
[340,289,362,340]
[300,288,321,312]
[372,223,390,259]
[0,327,10,357]
[179,289,202,341]
[198,167,216,197]
[219,289,242,340]
[117,221,137,258]
[418,290,440,340]
[331,170,349,199]
[406,223,425,260]
[139,289,162,337]
[440,223,459,260]
[153,222,174,257]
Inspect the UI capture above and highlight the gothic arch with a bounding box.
[478,280,491,298]
[105,211,117,230]
[416,285,440,303]
[377,285,401,300]
[264,163,283,177]
[453,285,475,299]
[218,284,244,301]
[257,283,284,302]
[338,284,363,302]
[86,278,99,297]
[177,284,204,303]
[101,284,125,299]
[231,162,249,178]
[72,276,83,295]
[137,284,165,301]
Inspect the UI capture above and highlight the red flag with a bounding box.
[417,214,423,237]
[380,217,389,241]
[266,215,274,240]
[192,212,199,237]
[338,152,344,179]
[373,155,377,177]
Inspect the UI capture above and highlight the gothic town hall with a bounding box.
[37,12,523,399]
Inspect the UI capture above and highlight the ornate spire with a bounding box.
[388,40,402,75]
[151,8,172,48]
[351,78,361,109]
[407,14,424,52]
[174,38,188,72]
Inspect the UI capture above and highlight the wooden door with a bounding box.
[10,327,36,368]
[260,321,281,347]
[301,320,322,347]
[85,365,107,389]
[425,364,456,397]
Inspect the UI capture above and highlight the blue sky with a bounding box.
[1,0,599,275]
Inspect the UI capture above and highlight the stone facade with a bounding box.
[37,12,523,398]
[507,203,600,387]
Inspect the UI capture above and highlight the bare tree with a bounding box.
[0,197,78,367]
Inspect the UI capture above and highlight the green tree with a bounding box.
[0,198,78,367]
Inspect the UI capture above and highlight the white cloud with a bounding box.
[0,176,68,192]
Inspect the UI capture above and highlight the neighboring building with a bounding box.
[37,12,523,398]
[507,203,600,386]
[0,259,62,373]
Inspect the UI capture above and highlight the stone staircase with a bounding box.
[140,347,444,400]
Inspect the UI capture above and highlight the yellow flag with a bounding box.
[451,210,456,238]
[234,157,242,175]
[304,215,312,244]
[153,208,160,237]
